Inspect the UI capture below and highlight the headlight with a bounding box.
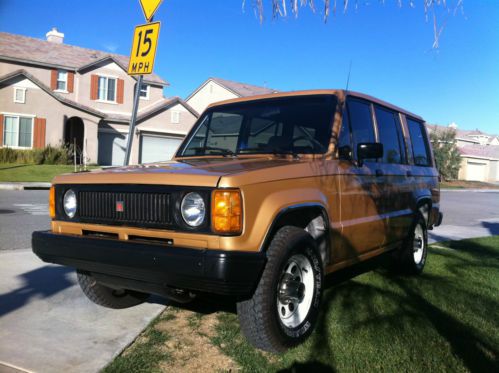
[63,189,77,218]
[181,192,206,227]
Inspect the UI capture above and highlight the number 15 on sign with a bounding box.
[128,22,161,75]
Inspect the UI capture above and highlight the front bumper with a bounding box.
[32,230,265,298]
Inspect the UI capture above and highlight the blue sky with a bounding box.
[1,1,498,133]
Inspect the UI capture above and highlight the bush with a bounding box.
[0,145,72,165]
[429,128,461,181]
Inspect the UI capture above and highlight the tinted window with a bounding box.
[347,99,375,159]
[407,118,431,166]
[374,106,405,164]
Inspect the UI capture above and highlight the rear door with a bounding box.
[373,105,412,244]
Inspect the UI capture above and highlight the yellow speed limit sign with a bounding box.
[128,22,160,75]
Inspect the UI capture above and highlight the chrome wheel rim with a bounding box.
[277,254,314,328]
[413,224,425,265]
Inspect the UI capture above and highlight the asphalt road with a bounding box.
[0,189,498,372]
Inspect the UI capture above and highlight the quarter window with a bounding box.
[57,70,67,91]
[374,106,405,164]
[407,118,431,166]
[337,108,352,160]
[98,76,116,102]
[3,116,33,148]
[347,98,375,160]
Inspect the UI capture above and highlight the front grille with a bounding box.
[78,191,171,226]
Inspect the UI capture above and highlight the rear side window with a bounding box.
[347,99,375,160]
[374,106,406,164]
[407,118,431,166]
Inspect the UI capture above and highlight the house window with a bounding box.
[171,111,180,124]
[98,76,116,102]
[14,87,26,103]
[139,84,149,99]
[57,70,67,91]
[3,116,33,148]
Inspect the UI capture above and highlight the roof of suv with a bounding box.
[208,89,423,121]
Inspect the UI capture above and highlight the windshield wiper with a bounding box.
[190,146,236,157]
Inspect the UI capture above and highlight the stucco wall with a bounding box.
[0,75,101,163]
[77,61,164,114]
[186,80,238,115]
[0,60,165,116]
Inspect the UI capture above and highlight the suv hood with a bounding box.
[52,157,297,187]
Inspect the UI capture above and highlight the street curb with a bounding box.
[0,182,51,190]
[441,188,499,193]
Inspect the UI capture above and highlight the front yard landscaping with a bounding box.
[105,236,499,372]
[0,164,98,182]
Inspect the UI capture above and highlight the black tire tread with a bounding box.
[237,226,318,353]
[77,271,149,309]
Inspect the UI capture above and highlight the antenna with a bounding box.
[345,60,353,93]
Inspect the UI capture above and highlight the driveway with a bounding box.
[0,189,498,372]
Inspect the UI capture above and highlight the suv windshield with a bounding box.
[179,95,337,157]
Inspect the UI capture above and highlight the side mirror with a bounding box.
[357,143,383,165]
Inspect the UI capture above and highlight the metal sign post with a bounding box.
[124,0,162,166]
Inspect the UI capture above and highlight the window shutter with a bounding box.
[90,74,99,100]
[51,70,57,90]
[0,114,4,146]
[117,79,124,104]
[68,72,75,93]
[34,118,47,149]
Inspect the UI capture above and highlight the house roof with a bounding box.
[459,145,499,160]
[427,124,498,143]
[186,77,279,101]
[105,97,199,123]
[0,69,105,118]
[0,32,168,86]
[210,77,278,97]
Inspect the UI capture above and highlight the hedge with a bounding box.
[0,145,72,165]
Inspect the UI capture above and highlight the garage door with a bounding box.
[140,134,183,164]
[98,132,128,166]
[466,161,486,181]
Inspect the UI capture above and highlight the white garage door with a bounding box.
[466,161,486,182]
[140,134,183,164]
[98,132,128,166]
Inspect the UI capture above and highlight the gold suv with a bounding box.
[33,90,442,352]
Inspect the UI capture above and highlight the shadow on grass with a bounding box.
[0,164,31,171]
[308,239,499,372]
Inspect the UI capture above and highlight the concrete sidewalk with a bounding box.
[0,250,165,373]
[0,182,51,191]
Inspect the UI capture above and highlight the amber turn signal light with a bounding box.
[49,186,56,219]
[212,190,242,234]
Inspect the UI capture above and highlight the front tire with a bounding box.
[237,226,323,353]
[77,271,149,309]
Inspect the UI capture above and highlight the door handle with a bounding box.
[375,169,384,177]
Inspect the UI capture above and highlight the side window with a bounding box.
[407,118,431,166]
[347,98,375,160]
[374,106,405,164]
[337,108,352,159]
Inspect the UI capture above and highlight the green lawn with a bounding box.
[105,236,499,372]
[0,164,97,182]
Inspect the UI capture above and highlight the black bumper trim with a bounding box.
[32,230,265,298]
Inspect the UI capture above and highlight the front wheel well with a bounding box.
[262,206,330,266]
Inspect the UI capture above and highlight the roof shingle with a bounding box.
[0,32,168,85]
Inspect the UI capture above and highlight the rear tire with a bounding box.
[396,212,428,275]
[77,271,149,309]
[237,226,323,353]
